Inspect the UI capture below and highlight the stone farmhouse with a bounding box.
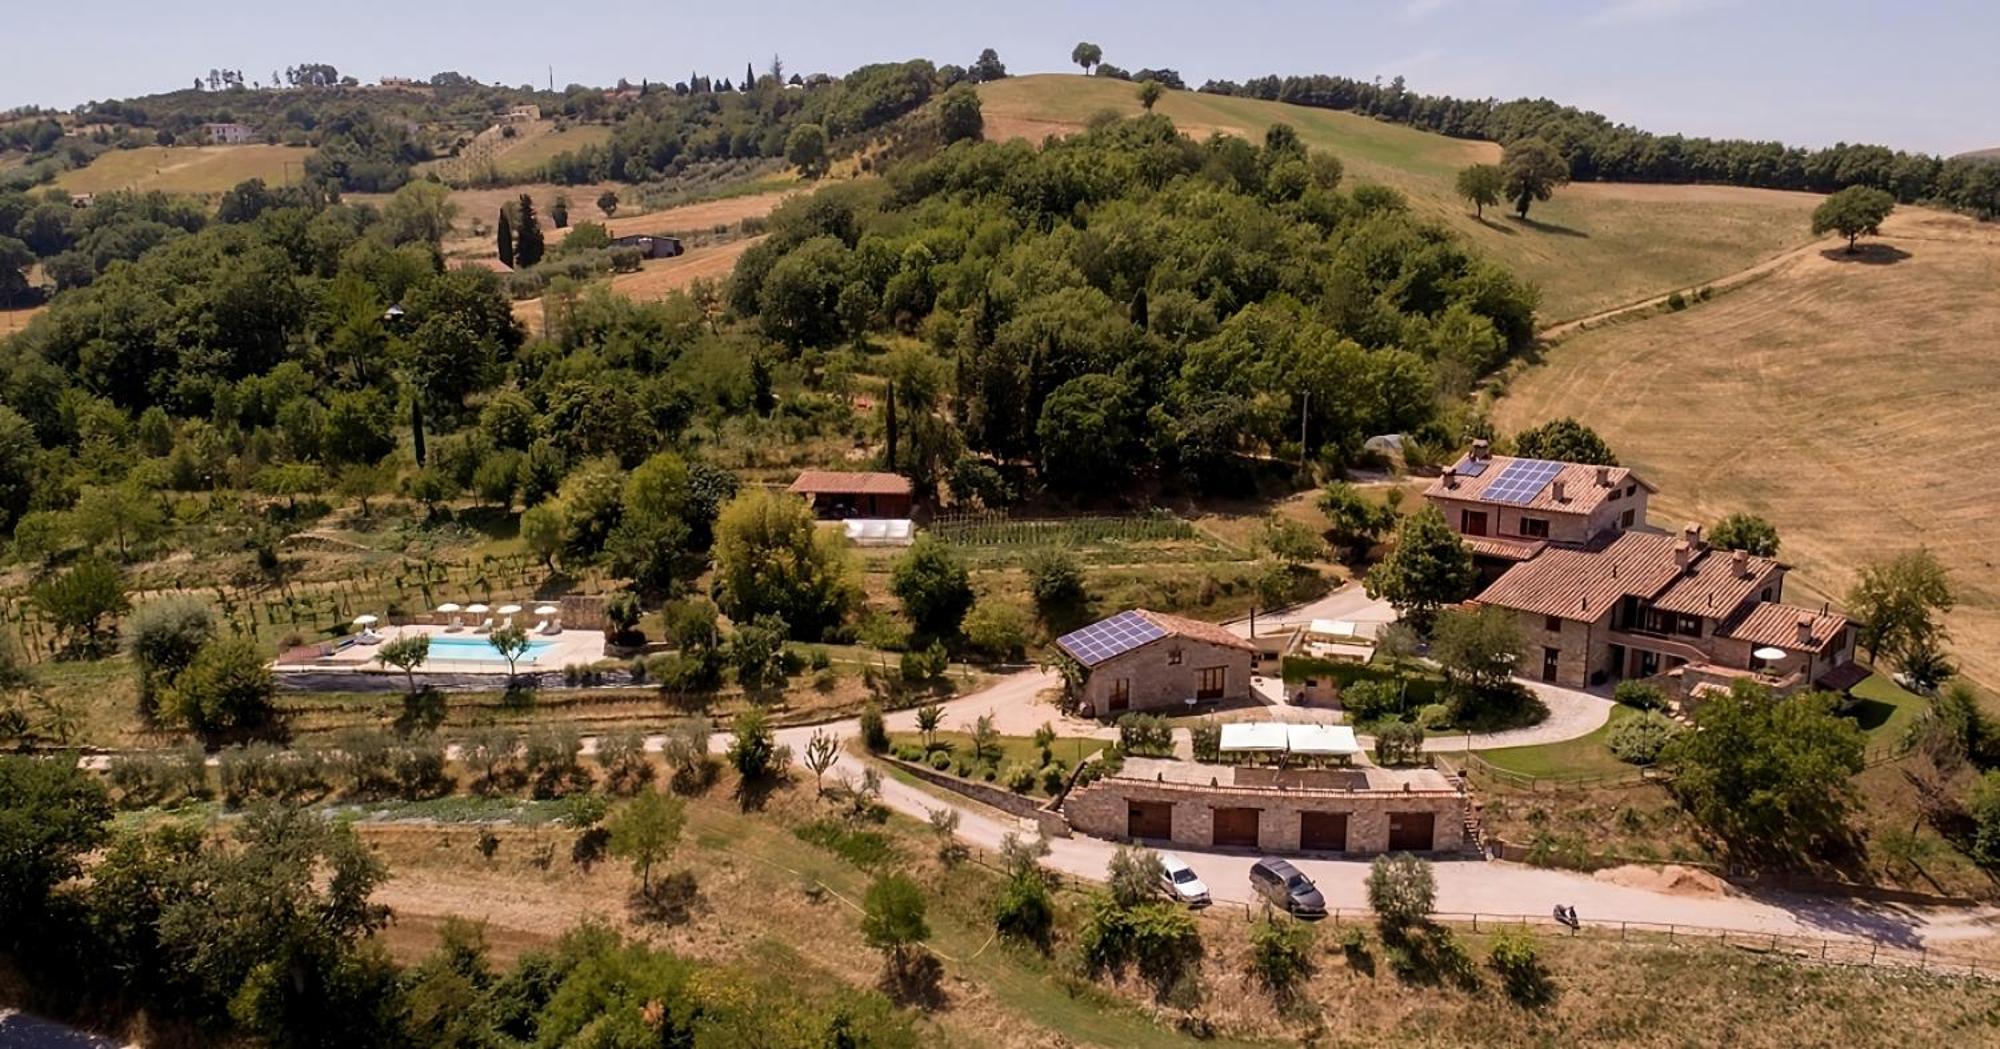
[1426,442,1862,697]
[1056,610,1257,717]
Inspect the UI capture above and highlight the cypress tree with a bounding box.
[496,207,514,267]
[514,194,544,267]
[746,61,756,89]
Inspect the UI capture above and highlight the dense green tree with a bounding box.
[1454,163,1505,219]
[1662,682,1864,857]
[1137,80,1164,111]
[31,555,129,653]
[1708,512,1781,557]
[1364,506,1475,632]
[1318,481,1396,560]
[862,872,932,998]
[1071,42,1103,73]
[1501,137,1569,218]
[969,48,1008,83]
[784,123,829,178]
[1026,548,1088,628]
[1812,185,1896,252]
[163,636,275,735]
[596,189,619,216]
[127,595,217,706]
[712,489,859,639]
[1846,548,1953,664]
[496,206,514,268]
[936,84,984,144]
[1431,606,1525,696]
[891,535,974,638]
[1366,853,1435,929]
[1036,374,1134,490]
[521,502,566,569]
[381,180,458,246]
[1511,417,1617,465]
[0,756,112,944]
[513,194,544,267]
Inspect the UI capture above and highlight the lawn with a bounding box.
[979,74,1821,322]
[1495,206,2000,693]
[1476,704,1639,780]
[1844,671,1926,742]
[56,144,312,195]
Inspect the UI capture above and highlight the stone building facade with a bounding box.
[1058,609,1259,718]
[1063,769,1466,855]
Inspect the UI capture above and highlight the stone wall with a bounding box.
[1081,637,1256,717]
[1063,775,1465,855]
[880,755,1072,838]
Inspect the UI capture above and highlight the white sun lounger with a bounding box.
[473,617,495,634]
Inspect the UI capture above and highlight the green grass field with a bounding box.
[491,124,611,178]
[979,75,1822,322]
[56,144,312,195]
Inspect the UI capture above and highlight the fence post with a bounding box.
[1870,942,1879,965]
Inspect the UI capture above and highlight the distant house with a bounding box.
[786,470,912,520]
[1057,609,1258,717]
[502,104,541,123]
[609,233,683,259]
[200,122,254,144]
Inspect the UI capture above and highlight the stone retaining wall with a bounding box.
[1064,775,1464,854]
[881,756,1072,838]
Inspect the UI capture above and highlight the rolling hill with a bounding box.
[54,143,312,195]
[978,75,1822,323]
[1493,207,2000,689]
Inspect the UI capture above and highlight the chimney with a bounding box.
[1797,616,1814,646]
[1674,541,1691,569]
[1470,438,1491,461]
[1683,522,1704,550]
[1552,479,1568,502]
[1596,465,1612,487]
[1442,466,1458,489]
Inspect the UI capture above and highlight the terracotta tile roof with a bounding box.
[786,470,912,496]
[1464,536,1546,561]
[1135,609,1258,654]
[1721,602,1850,653]
[1425,453,1651,517]
[1652,549,1783,616]
[1472,531,1684,621]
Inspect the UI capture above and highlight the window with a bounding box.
[1460,509,1489,537]
[1625,484,1637,497]
[1620,509,1636,528]
[1167,648,1183,666]
[1520,517,1550,539]
[1678,616,1703,638]
[1544,615,1563,632]
[1761,587,1773,602]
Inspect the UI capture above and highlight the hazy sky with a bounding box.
[6,0,1994,155]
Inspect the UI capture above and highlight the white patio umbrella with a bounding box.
[533,604,559,616]
[465,603,490,614]
[496,604,523,615]
[1752,646,1788,663]
[351,614,378,627]
[437,602,464,631]
[436,602,462,614]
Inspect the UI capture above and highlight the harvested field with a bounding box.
[1496,207,2000,688]
[0,305,44,339]
[55,144,311,195]
[980,74,1821,322]
[547,188,798,244]
[511,236,761,331]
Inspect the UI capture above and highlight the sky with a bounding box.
[5,0,1995,155]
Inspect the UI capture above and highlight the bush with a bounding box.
[928,750,953,772]
[858,703,889,753]
[1189,718,1221,762]
[1340,678,1403,723]
[1415,702,1452,731]
[899,640,949,683]
[1039,760,1070,796]
[1117,713,1173,757]
[1366,854,1435,928]
[1613,680,1668,710]
[1967,770,2000,867]
[1079,899,1204,994]
[994,873,1055,946]
[1003,762,1036,794]
[1248,914,1315,998]
[1488,929,1554,1007]
[1608,711,1682,766]
[1373,720,1425,766]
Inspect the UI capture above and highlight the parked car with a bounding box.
[1249,857,1327,918]
[1157,852,1211,907]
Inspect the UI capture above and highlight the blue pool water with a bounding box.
[427,633,558,664]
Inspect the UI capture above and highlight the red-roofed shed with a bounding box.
[786,470,913,519]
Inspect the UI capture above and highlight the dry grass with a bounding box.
[978,74,1821,322]
[55,144,311,195]
[1494,207,2000,689]
[512,236,762,332]
[0,304,44,339]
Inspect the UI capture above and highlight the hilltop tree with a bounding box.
[1512,417,1617,465]
[490,207,508,268]
[1137,80,1164,111]
[785,122,829,178]
[1812,185,1896,252]
[513,194,544,267]
[1365,506,1475,632]
[1502,137,1570,218]
[970,48,1008,83]
[1709,512,1780,557]
[1846,548,1953,665]
[1071,42,1103,73]
[1455,163,1505,219]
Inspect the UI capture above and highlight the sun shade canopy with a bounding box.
[1219,722,1290,753]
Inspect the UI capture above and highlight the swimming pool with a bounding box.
[426,633,559,664]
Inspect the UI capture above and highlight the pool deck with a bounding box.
[273,623,609,675]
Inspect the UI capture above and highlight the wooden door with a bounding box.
[1127,800,1173,840]
[1541,646,1560,683]
[1109,677,1130,712]
[1388,812,1436,852]
[1212,807,1261,848]
[1299,811,1349,852]
[1196,666,1226,700]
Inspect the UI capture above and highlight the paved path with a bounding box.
[1420,681,1615,752]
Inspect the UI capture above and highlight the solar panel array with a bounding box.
[1456,456,1490,478]
[1483,458,1565,504]
[1057,610,1168,666]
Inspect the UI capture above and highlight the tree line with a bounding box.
[1197,73,2000,219]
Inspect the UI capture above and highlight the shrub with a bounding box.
[1116,713,1173,757]
[1415,702,1452,730]
[1340,678,1403,723]
[1665,290,1687,311]
[858,702,889,753]
[1366,854,1435,929]
[1968,770,2000,867]
[1488,929,1553,1006]
[1079,899,1204,993]
[891,743,923,762]
[1248,914,1316,998]
[1003,762,1037,794]
[1189,719,1221,762]
[1039,760,1070,796]
[1608,711,1682,766]
[1373,720,1425,766]
[993,874,1054,947]
[899,641,948,683]
[928,750,954,772]
[1613,680,1668,710]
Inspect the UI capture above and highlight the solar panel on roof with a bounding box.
[1057,610,1168,666]
[1483,458,1564,505]
[1455,456,1489,478]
